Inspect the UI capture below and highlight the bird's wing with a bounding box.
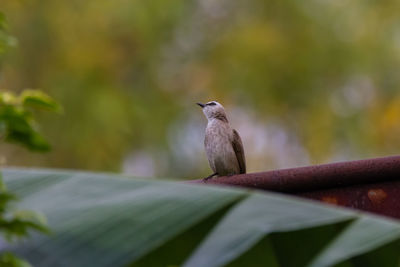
[232,129,246,174]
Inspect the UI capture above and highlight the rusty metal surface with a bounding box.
[189,155,400,219]
[299,181,400,219]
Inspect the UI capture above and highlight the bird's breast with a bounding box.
[204,122,239,175]
[205,123,232,149]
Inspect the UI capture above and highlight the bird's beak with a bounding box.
[197,102,205,108]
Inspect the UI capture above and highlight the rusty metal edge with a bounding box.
[188,155,400,193]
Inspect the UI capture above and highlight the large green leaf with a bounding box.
[308,216,400,267]
[1,168,400,267]
[183,193,355,267]
[2,169,243,266]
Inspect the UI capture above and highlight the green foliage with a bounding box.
[21,90,61,112]
[0,90,60,151]
[0,252,32,267]
[1,168,399,267]
[0,90,54,266]
[0,13,55,266]
[0,175,48,267]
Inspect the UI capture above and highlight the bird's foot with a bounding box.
[203,172,217,182]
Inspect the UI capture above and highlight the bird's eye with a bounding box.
[207,102,217,106]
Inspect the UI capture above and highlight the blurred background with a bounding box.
[1,0,400,179]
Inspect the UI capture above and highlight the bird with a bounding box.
[197,101,246,181]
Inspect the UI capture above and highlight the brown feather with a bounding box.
[232,129,246,174]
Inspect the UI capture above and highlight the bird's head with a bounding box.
[197,101,228,122]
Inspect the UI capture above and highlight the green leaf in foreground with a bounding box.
[308,216,400,267]
[1,168,400,267]
[183,193,355,267]
[2,169,244,267]
[0,173,48,267]
[0,252,32,267]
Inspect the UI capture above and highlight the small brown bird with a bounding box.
[197,101,246,180]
